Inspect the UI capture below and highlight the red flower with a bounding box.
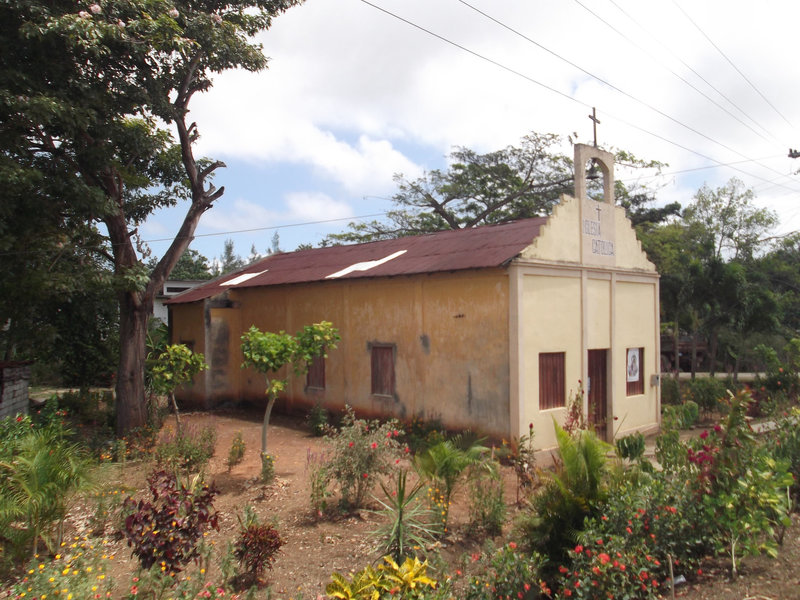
[558,565,569,574]
[700,430,708,440]
[599,553,610,565]
[362,473,368,478]
[348,441,354,447]
[404,446,410,454]
[508,541,517,549]
[371,442,378,449]
[524,583,531,591]
[574,544,583,553]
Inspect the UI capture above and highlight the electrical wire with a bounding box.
[605,0,779,144]
[360,0,800,194]
[672,0,795,129]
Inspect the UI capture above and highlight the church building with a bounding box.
[166,144,661,450]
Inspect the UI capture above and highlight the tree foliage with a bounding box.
[1,0,302,432]
[327,133,665,243]
[241,321,339,455]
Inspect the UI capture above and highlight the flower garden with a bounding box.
[1,379,799,600]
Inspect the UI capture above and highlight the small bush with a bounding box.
[467,471,506,537]
[307,402,329,437]
[260,452,276,483]
[227,432,246,471]
[322,406,404,509]
[9,539,115,599]
[326,556,437,600]
[615,432,645,462]
[554,536,662,599]
[403,414,446,454]
[155,423,217,473]
[682,377,726,418]
[680,399,700,428]
[660,375,681,405]
[121,470,219,573]
[372,470,436,562]
[463,542,544,600]
[234,508,284,582]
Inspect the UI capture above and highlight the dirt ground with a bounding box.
[66,408,800,599]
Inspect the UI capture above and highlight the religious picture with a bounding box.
[627,348,640,383]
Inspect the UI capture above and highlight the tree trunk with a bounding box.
[262,393,276,456]
[115,291,151,434]
[691,330,699,379]
[672,320,680,374]
[708,330,719,377]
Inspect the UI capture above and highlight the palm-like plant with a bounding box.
[371,470,437,562]
[516,421,612,574]
[413,433,494,533]
[0,425,94,558]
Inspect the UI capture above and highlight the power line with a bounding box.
[368,0,800,193]
[453,0,795,187]
[672,0,794,130]
[579,0,779,145]
[604,0,781,144]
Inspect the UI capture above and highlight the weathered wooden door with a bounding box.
[587,349,608,440]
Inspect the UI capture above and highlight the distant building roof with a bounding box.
[166,217,547,305]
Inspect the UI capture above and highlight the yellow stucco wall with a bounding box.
[172,269,512,438]
[611,279,660,433]
[510,190,660,451]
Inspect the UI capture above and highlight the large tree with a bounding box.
[327,133,666,244]
[1,0,301,432]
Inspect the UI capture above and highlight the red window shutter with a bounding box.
[371,346,395,396]
[539,352,565,409]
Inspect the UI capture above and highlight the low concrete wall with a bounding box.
[0,362,30,420]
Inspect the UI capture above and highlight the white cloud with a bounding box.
[173,0,800,254]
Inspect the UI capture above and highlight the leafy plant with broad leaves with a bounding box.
[325,556,437,600]
[121,469,219,573]
[234,506,284,583]
[241,321,339,457]
[148,343,208,431]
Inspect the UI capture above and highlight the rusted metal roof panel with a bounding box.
[166,217,547,305]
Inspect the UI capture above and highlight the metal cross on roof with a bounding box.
[589,107,600,148]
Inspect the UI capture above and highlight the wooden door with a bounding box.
[587,349,608,440]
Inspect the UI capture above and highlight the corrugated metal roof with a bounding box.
[166,217,548,305]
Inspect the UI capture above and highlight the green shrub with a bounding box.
[463,542,545,600]
[307,402,329,437]
[682,377,727,417]
[0,423,94,557]
[260,452,276,484]
[767,406,800,506]
[467,470,506,537]
[554,536,662,599]
[404,414,446,454]
[154,422,216,473]
[414,434,493,533]
[227,431,246,471]
[9,538,115,599]
[615,432,646,462]
[322,406,404,509]
[660,375,681,405]
[680,399,700,428]
[515,423,612,578]
[325,556,437,600]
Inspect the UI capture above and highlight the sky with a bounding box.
[140,0,800,263]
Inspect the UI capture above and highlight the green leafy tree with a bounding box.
[148,248,213,281]
[148,344,208,431]
[214,238,247,275]
[1,0,303,434]
[241,322,339,457]
[327,133,664,243]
